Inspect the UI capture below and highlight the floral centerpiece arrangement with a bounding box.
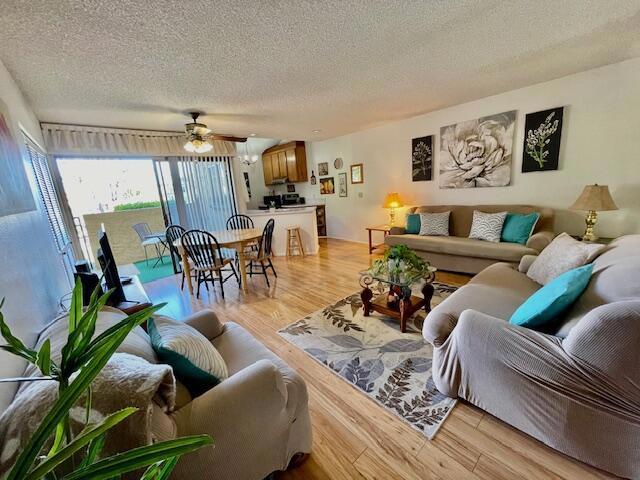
[370,244,431,283]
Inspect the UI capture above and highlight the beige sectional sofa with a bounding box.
[1,309,312,480]
[386,204,555,274]
[424,234,640,478]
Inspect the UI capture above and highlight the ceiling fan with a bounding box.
[183,112,247,153]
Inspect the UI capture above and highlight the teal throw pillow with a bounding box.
[501,212,539,245]
[406,213,421,234]
[510,263,593,329]
[148,316,228,397]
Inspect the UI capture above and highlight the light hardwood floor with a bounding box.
[145,238,615,480]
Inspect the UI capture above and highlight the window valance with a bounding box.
[41,123,236,157]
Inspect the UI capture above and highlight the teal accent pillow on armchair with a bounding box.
[406,213,421,234]
[501,212,539,244]
[510,263,593,329]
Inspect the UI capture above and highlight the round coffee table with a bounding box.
[359,266,437,333]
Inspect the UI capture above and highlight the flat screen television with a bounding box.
[96,227,126,304]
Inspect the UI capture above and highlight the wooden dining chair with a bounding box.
[246,218,277,287]
[181,229,239,299]
[225,214,254,230]
[165,225,196,291]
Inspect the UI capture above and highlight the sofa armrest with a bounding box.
[183,309,224,340]
[518,254,538,273]
[562,301,640,387]
[525,231,555,252]
[389,226,405,235]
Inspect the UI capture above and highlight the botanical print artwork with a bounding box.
[279,281,459,439]
[412,135,433,181]
[338,172,348,197]
[439,110,516,188]
[319,177,335,194]
[318,162,329,176]
[522,107,564,172]
[0,107,36,216]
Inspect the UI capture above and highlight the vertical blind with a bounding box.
[176,155,238,232]
[23,135,72,253]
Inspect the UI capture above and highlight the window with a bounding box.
[23,134,75,278]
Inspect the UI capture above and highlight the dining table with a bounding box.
[173,228,263,294]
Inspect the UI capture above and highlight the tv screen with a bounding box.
[96,227,125,304]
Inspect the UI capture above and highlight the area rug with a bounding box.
[278,281,459,439]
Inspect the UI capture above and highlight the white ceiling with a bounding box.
[1,0,640,141]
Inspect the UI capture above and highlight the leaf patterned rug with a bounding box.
[279,281,459,439]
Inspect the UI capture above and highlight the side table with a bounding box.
[366,225,391,254]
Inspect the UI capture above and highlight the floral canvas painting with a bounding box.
[411,135,432,181]
[522,107,563,172]
[0,108,36,217]
[439,110,516,188]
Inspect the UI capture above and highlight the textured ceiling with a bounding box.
[1,0,640,140]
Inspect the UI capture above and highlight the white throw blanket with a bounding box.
[0,353,176,477]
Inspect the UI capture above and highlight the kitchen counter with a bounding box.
[247,207,319,255]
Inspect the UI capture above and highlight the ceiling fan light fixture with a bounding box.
[184,136,213,153]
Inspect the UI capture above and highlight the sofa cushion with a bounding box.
[406,213,421,234]
[385,234,537,262]
[555,234,640,337]
[502,212,540,245]
[148,316,228,397]
[510,264,594,329]
[468,210,507,243]
[527,233,605,285]
[424,262,540,346]
[408,204,554,238]
[419,211,450,236]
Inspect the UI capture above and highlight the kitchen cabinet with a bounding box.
[262,141,308,185]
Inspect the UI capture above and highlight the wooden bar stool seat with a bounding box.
[286,226,305,258]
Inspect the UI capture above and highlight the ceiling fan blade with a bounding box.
[210,134,247,143]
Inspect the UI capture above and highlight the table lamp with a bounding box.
[569,184,618,241]
[382,192,404,226]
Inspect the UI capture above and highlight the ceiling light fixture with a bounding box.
[184,136,213,153]
[237,142,259,166]
[312,129,321,133]
[249,133,257,137]
[184,112,214,153]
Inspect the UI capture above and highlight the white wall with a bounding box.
[0,60,69,406]
[300,57,640,243]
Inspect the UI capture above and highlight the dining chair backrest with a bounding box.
[181,229,224,270]
[226,214,254,231]
[258,218,275,258]
[132,222,152,242]
[165,225,186,256]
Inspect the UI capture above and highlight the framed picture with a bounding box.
[411,135,433,181]
[287,184,295,192]
[350,163,363,184]
[338,172,348,197]
[319,177,335,194]
[318,162,329,176]
[522,107,564,172]
[0,103,36,217]
[334,157,344,169]
[440,110,516,188]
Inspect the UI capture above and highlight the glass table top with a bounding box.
[360,265,437,288]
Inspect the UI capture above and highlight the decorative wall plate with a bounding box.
[334,157,344,169]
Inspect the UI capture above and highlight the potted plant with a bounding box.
[0,281,212,480]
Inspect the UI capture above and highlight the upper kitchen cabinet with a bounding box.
[262,141,308,185]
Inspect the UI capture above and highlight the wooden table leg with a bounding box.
[181,250,194,295]
[361,286,373,316]
[368,229,373,254]
[422,282,435,314]
[237,248,249,293]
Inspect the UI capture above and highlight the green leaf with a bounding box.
[140,457,179,480]
[69,278,83,333]
[0,308,38,363]
[7,309,147,480]
[37,339,52,376]
[62,436,212,480]
[26,408,138,480]
[80,434,106,469]
[46,422,66,458]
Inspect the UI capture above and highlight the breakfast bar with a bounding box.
[247,207,319,256]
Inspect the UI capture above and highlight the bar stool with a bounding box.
[286,226,305,258]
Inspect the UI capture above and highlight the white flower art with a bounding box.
[439,111,515,188]
[525,112,559,168]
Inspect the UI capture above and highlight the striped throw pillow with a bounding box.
[468,210,508,243]
[148,316,228,397]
